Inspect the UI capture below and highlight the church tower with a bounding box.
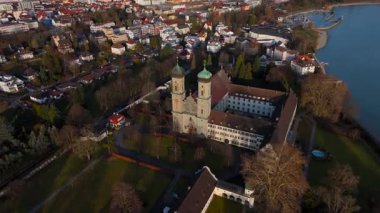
[196,64,212,137]
[171,60,185,132]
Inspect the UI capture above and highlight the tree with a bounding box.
[206,54,212,67]
[66,104,92,128]
[234,53,245,77]
[315,164,360,213]
[194,146,206,161]
[300,74,348,122]
[160,45,173,60]
[218,51,229,65]
[110,182,143,213]
[0,100,8,113]
[224,145,234,166]
[58,125,79,149]
[72,140,96,161]
[48,126,60,147]
[7,180,26,200]
[190,55,197,70]
[241,143,308,212]
[150,36,160,49]
[252,57,261,74]
[248,14,257,26]
[170,140,182,162]
[149,116,158,135]
[27,125,49,155]
[0,117,18,147]
[32,104,61,125]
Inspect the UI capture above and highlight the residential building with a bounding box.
[246,26,290,45]
[108,113,126,129]
[171,63,297,151]
[177,166,254,212]
[22,68,38,81]
[135,0,166,6]
[0,22,29,35]
[0,74,24,93]
[266,44,298,61]
[17,50,34,60]
[79,53,94,62]
[290,55,317,75]
[111,43,126,55]
[0,54,6,63]
[90,22,115,33]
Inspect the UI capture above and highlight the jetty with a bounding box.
[315,16,343,30]
[324,11,335,21]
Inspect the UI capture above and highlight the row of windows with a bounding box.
[230,141,259,150]
[228,105,272,117]
[208,124,259,136]
[208,129,263,143]
[230,96,272,104]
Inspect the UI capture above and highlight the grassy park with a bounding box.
[41,157,171,212]
[0,150,171,212]
[0,154,89,212]
[123,133,231,175]
[206,195,245,213]
[307,127,380,210]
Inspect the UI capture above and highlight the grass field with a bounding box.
[206,195,245,213]
[0,154,88,212]
[307,127,380,210]
[41,157,171,212]
[124,134,227,174]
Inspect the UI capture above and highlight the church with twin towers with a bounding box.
[171,62,298,151]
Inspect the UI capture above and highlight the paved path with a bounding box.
[29,156,103,213]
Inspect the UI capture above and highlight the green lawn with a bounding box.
[41,157,171,212]
[206,195,245,213]
[308,127,380,210]
[0,154,88,212]
[124,133,227,174]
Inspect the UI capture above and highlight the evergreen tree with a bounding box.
[27,131,37,154]
[207,54,212,67]
[248,14,257,26]
[245,62,253,81]
[235,53,245,72]
[190,55,197,70]
[0,117,18,147]
[252,57,261,74]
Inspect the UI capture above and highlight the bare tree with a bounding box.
[241,143,308,212]
[66,103,92,128]
[300,74,348,122]
[194,146,206,161]
[315,164,360,213]
[110,182,143,213]
[7,180,26,200]
[58,125,79,149]
[72,140,97,161]
[170,140,182,163]
[224,145,234,167]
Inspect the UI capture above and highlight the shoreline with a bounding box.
[300,3,380,148]
[285,1,380,19]
[316,30,327,50]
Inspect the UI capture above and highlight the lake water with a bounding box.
[312,5,380,139]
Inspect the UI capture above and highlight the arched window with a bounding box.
[201,109,203,114]
[201,90,204,96]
